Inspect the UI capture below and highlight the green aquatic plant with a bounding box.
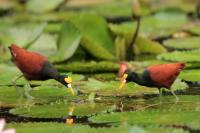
[90,95,200,129]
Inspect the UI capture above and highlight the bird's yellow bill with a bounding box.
[65,77,75,96]
[67,84,75,96]
[118,74,128,90]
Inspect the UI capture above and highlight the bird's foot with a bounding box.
[170,90,179,103]
[24,92,34,100]
[24,84,34,100]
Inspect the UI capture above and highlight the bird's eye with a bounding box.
[64,77,72,84]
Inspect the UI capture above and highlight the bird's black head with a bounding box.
[126,71,139,82]
[58,75,73,88]
[57,75,76,96]
[118,71,139,90]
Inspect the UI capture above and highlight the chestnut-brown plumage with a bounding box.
[8,44,74,98]
[118,62,186,101]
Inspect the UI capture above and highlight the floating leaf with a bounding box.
[29,33,57,56]
[158,49,200,62]
[90,95,200,129]
[50,21,81,62]
[55,61,119,73]
[0,85,78,107]
[163,37,200,50]
[10,101,112,118]
[26,0,64,13]
[186,25,200,35]
[109,12,187,38]
[134,36,167,55]
[179,70,200,82]
[80,78,159,96]
[68,14,115,60]
[0,23,46,48]
[7,123,188,133]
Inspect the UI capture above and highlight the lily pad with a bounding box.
[186,25,200,35]
[51,21,81,62]
[68,13,115,60]
[26,0,64,13]
[10,100,113,118]
[163,37,200,50]
[157,49,200,62]
[179,70,200,82]
[55,61,119,73]
[71,0,151,18]
[109,12,188,38]
[0,23,46,47]
[28,33,57,57]
[0,85,78,107]
[80,78,159,96]
[80,78,187,96]
[134,36,167,55]
[7,123,188,133]
[90,95,200,129]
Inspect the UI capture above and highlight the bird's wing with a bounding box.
[147,62,185,88]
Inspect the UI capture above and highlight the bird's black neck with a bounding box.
[55,75,67,86]
[126,70,153,87]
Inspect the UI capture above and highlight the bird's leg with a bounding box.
[170,90,179,103]
[12,74,24,98]
[24,82,34,99]
[158,88,163,97]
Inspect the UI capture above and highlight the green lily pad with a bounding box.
[163,37,200,50]
[28,33,57,56]
[90,95,200,129]
[10,100,113,118]
[26,0,64,13]
[56,61,119,73]
[0,23,46,48]
[71,0,151,18]
[186,25,200,35]
[80,78,159,96]
[179,70,200,82]
[134,36,167,55]
[7,123,188,133]
[89,73,116,81]
[50,21,81,62]
[68,13,115,60]
[109,12,187,38]
[0,85,79,107]
[157,49,200,62]
[80,78,187,96]
[151,0,197,13]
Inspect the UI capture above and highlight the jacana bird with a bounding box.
[118,62,186,101]
[8,44,75,99]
